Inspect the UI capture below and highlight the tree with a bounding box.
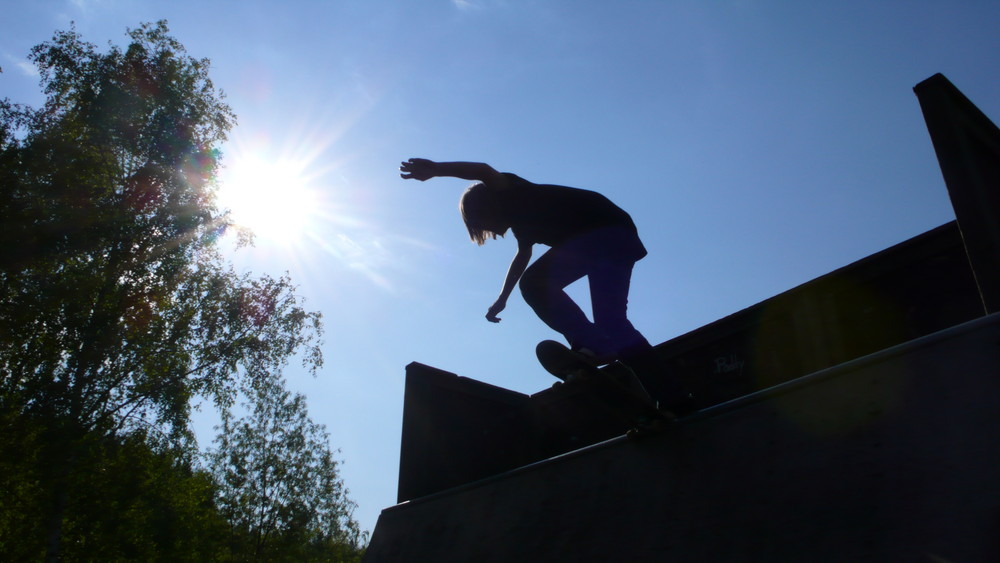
[0,22,326,560]
[210,373,366,562]
[0,429,231,561]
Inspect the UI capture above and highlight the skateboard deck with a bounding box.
[535,340,671,438]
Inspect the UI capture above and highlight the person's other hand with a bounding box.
[486,299,506,323]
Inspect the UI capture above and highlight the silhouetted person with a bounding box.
[400,158,691,413]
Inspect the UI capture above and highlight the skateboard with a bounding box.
[535,340,672,439]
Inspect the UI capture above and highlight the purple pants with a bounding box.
[518,226,650,359]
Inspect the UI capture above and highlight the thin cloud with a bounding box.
[2,54,39,78]
[17,60,39,78]
[452,0,509,12]
[68,0,101,11]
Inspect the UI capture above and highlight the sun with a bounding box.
[216,156,319,245]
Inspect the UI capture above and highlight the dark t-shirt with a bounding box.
[500,173,647,260]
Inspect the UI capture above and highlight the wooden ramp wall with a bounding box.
[364,314,1000,562]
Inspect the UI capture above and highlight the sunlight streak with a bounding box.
[210,81,426,296]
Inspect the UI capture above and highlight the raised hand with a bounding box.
[399,158,437,181]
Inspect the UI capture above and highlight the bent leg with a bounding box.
[589,261,695,414]
[519,246,609,353]
[588,261,650,357]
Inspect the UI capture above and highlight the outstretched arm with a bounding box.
[400,158,507,187]
[486,239,532,323]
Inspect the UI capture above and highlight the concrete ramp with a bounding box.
[364,314,1000,562]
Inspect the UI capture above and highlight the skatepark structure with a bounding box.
[362,74,1000,561]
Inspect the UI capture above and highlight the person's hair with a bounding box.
[460,182,503,246]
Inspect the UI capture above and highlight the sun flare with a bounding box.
[217,156,318,244]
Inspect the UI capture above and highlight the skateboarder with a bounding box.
[400,158,692,414]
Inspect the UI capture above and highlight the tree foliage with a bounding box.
[0,21,360,560]
[1,428,229,561]
[211,374,366,561]
[0,19,319,446]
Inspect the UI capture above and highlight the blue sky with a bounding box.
[4,0,999,536]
